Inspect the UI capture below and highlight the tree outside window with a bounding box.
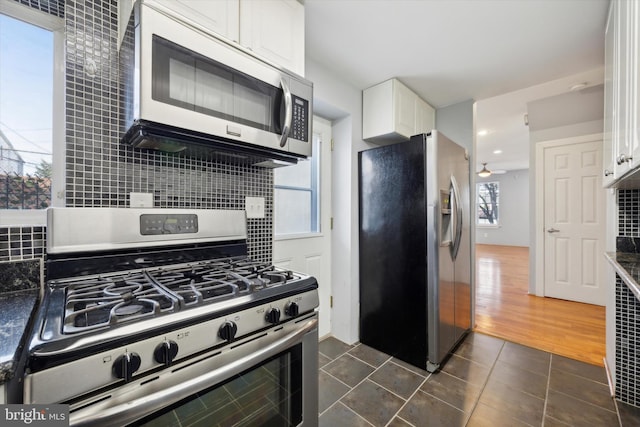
[477,182,499,225]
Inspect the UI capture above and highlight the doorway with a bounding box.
[474,243,605,365]
[273,116,333,337]
[535,135,606,306]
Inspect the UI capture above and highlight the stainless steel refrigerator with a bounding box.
[358,131,471,372]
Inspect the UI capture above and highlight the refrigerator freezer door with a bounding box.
[358,140,428,368]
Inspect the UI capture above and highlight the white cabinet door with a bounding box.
[394,79,417,138]
[240,0,305,75]
[603,0,617,186]
[630,0,640,170]
[151,0,240,41]
[415,97,436,135]
[614,0,634,177]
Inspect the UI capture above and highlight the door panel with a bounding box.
[543,139,605,305]
[273,117,332,337]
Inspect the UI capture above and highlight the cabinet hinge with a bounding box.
[330,296,333,308]
[331,138,334,151]
[330,217,334,230]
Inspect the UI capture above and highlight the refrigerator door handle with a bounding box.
[449,175,463,260]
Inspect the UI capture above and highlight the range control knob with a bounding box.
[218,320,238,341]
[154,340,179,367]
[113,352,141,382]
[265,307,281,324]
[285,301,300,317]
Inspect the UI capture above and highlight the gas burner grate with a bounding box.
[56,257,300,334]
[62,273,177,333]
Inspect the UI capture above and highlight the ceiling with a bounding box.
[304,0,609,172]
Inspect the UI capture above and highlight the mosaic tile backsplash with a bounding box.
[1,0,273,263]
[616,274,640,406]
[617,189,640,407]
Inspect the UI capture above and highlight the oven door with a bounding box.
[69,315,318,427]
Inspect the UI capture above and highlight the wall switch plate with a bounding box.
[130,192,153,208]
[245,196,265,219]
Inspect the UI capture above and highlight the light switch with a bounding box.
[245,197,265,219]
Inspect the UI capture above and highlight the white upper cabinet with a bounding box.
[603,0,616,186]
[605,0,640,186]
[363,78,436,144]
[614,0,633,178]
[128,0,305,76]
[152,0,241,42]
[630,0,640,170]
[240,0,305,76]
[415,97,436,135]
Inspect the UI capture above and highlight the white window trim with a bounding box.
[274,137,321,237]
[476,181,500,227]
[274,231,327,241]
[0,0,65,226]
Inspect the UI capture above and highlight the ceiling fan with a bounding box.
[477,163,506,177]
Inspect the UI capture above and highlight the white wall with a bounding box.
[476,169,530,247]
[306,57,373,344]
[436,100,475,153]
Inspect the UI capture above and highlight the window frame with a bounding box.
[476,181,500,228]
[0,0,65,226]
[273,136,321,238]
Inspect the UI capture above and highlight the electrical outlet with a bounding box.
[130,192,153,208]
[245,197,265,219]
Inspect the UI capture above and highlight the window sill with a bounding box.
[0,210,47,227]
[274,232,324,241]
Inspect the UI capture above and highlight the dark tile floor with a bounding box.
[318,332,640,426]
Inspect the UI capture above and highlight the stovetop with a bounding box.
[28,208,318,370]
[55,257,301,335]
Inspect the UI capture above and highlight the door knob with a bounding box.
[547,228,560,233]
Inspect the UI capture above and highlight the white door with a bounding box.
[273,117,332,337]
[543,139,605,305]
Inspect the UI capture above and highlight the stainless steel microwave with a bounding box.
[120,0,313,166]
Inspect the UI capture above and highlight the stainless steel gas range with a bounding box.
[23,208,319,426]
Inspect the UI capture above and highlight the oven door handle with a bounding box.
[70,318,318,427]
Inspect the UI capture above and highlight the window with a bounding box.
[274,135,320,235]
[477,182,499,226]
[0,4,64,223]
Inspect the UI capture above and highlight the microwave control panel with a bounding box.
[291,95,309,142]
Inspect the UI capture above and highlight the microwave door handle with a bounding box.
[280,78,293,148]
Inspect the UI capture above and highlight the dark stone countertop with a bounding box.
[0,289,39,383]
[0,258,42,385]
[605,252,640,301]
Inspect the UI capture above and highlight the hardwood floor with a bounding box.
[473,244,606,366]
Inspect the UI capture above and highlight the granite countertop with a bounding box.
[0,258,42,385]
[605,251,640,301]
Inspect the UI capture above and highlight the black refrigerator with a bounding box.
[358,131,471,372]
